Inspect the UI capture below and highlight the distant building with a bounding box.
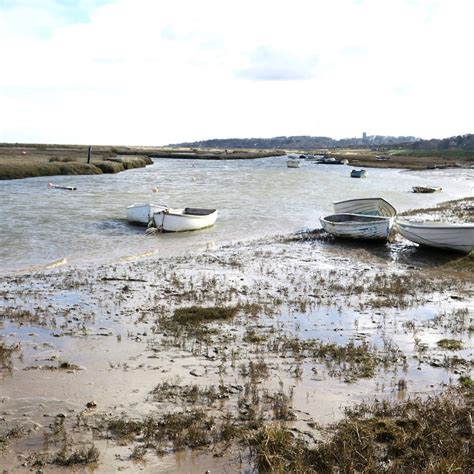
[362,132,367,142]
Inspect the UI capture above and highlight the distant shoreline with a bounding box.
[0,143,472,180]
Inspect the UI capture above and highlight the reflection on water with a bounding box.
[319,233,465,267]
[0,157,472,274]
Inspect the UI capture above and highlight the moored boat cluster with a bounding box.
[126,197,473,253]
[319,197,474,253]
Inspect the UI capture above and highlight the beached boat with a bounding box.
[287,159,301,168]
[397,220,474,253]
[320,214,395,240]
[412,186,443,193]
[350,169,368,178]
[152,207,218,232]
[333,198,397,217]
[127,203,168,225]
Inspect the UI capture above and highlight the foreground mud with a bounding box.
[1,227,473,471]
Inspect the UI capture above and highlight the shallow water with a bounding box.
[0,157,472,274]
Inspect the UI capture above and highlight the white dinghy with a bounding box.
[48,182,77,191]
[287,159,301,168]
[152,207,218,232]
[397,220,474,253]
[320,214,395,241]
[333,198,397,217]
[127,203,168,225]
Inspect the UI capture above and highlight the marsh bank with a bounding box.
[1,143,473,180]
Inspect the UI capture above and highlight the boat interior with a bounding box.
[325,214,388,223]
[183,208,216,216]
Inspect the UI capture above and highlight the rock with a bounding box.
[190,368,205,377]
[86,401,97,409]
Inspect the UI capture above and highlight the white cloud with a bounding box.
[0,0,473,144]
[236,46,319,80]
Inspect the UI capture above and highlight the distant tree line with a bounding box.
[406,134,474,151]
[171,135,419,150]
[171,133,474,151]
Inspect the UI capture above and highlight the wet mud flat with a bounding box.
[0,228,473,471]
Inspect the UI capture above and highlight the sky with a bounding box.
[0,0,473,146]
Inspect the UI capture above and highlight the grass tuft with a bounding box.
[248,390,472,473]
[437,338,463,350]
[173,305,238,324]
[52,445,100,465]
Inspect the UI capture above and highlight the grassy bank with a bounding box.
[147,148,286,160]
[318,148,474,170]
[0,143,285,179]
[0,144,153,179]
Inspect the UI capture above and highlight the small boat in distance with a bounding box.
[320,214,395,241]
[397,220,474,253]
[333,198,397,217]
[287,159,301,168]
[127,203,168,225]
[304,154,325,162]
[317,157,348,165]
[350,169,368,178]
[48,182,77,191]
[412,186,443,193]
[152,207,218,232]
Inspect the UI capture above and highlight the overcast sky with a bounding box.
[1,0,472,145]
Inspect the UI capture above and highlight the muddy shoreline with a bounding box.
[1,198,473,471]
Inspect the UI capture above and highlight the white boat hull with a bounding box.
[127,203,168,225]
[333,198,397,217]
[152,208,218,232]
[320,214,395,240]
[287,159,301,168]
[397,221,474,253]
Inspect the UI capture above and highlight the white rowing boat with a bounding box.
[333,198,397,217]
[320,214,395,240]
[48,182,77,191]
[397,220,474,253]
[152,207,218,232]
[126,203,168,225]
[287,159,301,168]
